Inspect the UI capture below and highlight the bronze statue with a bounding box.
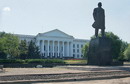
[92,2,105,37]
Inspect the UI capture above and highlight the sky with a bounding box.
[0,0,130,43]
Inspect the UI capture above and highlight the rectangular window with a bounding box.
[77,54,79,58]
[73,54,75,57]
[81,55,83,57]
[44,45,46,51]
[77,44,79,48]
[49,46,50,51]
[61,47,63,51]
[81,45,83,48]
[73,49,75,53]
[77,49,79,53]
[73,44,75,48]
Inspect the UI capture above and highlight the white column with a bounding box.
[53,41,54,56]
[67,42,69,57]
[70,42,73,57]
[38,40,42,54]
[48,40,49,56]
[50,41,52,58]
[62,41,64,57]
[42,40,44,55]
[58,41,59,57]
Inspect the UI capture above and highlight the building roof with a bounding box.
[37,29,74,39]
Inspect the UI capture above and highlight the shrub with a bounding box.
[0,59,24,63]
[25,59,65,64]
[0,59,65,64]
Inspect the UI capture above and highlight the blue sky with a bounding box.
[0,0,130,43]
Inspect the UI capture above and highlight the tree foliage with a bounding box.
[82,43,89,59]
[124,44,130,61]
[0,33,19,59]
[0,32,42,59]
[19,40,28,59]
[27,40,41,59]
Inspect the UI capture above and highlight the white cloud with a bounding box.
[3,7,11,12]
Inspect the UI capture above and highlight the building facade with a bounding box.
[16,29,89,59]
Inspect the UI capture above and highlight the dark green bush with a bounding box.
[0,59,24,63]
[0,59,65,64]
[25,59,45,63]
[25,59,65,64]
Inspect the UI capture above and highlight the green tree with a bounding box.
[82,43,89,59]
[118,41,128,61]
[28,40,41,59]
[0,32,7,59]
[0,33,19,59]
[19,40,28,59]
[0,32,6,37]
[124,44,130,61]
[0,51,7,59]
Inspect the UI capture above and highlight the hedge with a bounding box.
[0,59,24,63]
[0,59,65,64]
[25,59,65,64]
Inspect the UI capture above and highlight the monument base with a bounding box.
[87,37,112,66]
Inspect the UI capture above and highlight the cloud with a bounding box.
[3,7,11,12]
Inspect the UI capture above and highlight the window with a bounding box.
[77,49,79,53]
[49,46,50,51]
[81,55,83,57]
[61,47,63,51]
[77,54,79,58]
[73,54,75,57]
[81,45,83,48]
[77,44,79,48]
[44,45,46,51]
[73,49,75,53]
[73,44,75,48]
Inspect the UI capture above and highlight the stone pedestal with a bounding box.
[87,37,112,66]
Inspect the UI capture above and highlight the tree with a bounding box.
[82,43,89,59]
[0,32,6,37]
[0,32,7,59]
[124,44,130,61]
[27,40,41,59]
[0,33,20,59]
[19,40,28,59]
[0,51,7,59]
[118,41,128,61]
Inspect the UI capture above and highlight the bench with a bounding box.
[0,65,3,70]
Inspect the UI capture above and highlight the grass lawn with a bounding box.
[64,59,87,64]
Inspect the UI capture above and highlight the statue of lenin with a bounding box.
[92,2,105,37]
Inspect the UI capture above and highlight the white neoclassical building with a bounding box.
[16,29,89,59]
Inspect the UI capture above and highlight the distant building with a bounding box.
[16,29,89,59]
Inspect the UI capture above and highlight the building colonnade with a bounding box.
[37,40,73,58]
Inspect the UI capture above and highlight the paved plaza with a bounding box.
[0,65,130,84]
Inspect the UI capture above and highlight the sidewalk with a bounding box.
[0,65,130,84]
[33,77,130,84]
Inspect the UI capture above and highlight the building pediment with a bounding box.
[38,29,74,39]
